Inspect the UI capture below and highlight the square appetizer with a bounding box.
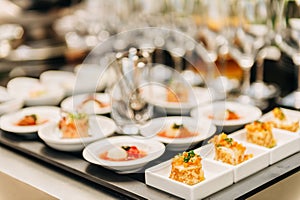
[197,133,269,182]
[260,107,300,133]
[145,150,233,200]
[231,125,300,165]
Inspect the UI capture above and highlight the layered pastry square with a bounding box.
[169,150,205,185]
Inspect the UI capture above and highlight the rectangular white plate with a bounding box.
[145,158,233,200]
[230,129,300,164]
[195,143,269,182]
[260,108,300,135]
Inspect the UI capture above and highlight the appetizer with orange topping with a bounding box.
[210,133,253,165]
[99,145,147,161]
[268,107,299,132]
[210,109,240,120]
[157,123,198,138]
[166,81,189,103]
[58,112,89,138]
[16,114,47,126]
[245,121,276,148]
[78,95,109,111]
[169,150,205,185]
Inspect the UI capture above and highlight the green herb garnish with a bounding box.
[172,123,184,129]
[183,150,196,163]
[30,114,37,121]
[224,137,233,144]
[122,146,131,151]
[68,113,87,120]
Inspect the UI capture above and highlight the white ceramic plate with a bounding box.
[260,107,300,134]
[145,158,233,200]
[0,106,61,134]
[60,93,111,115]
[190,101,262,132]
[142,84,213,115]
[140,116,216,151]
[0,86,23,115]
[38,115,116,152]
[7,77,65,106]
[82,136,165,173]
[73,64,109,93]
[40,70,76,96]
[230,128,300,165]
[196,143,269,182]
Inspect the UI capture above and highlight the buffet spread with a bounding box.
[0,68,300,200]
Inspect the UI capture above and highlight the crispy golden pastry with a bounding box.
[210,133,253,165]
[169,151,205,185]
[245,121,276,148]
[268,107,299,132]
[58,113,89,138]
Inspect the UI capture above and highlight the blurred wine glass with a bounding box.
[228,0,272,103]
[248,46,281,101]
[275,0,300,108]
[110,48,153,135]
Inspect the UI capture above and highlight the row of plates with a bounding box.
[0,100,264,152]
[1,69,205,115]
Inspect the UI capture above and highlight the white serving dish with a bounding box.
[0,106,61,134]
[73,64,109,93]
[7,77,65,106]
[83,136,165,174]
[38,115,116,152]
[230,129,300,165]
[142,84,213,115]
[195,143,269,182]
[260,107,300,135]
[145,158,233,200]
[0,86,23,115]
[140,116,216,151]
[60,93,111,115]
[190,101,262,132]
[40,70,76,96]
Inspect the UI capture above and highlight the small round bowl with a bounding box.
[40,70,76,96]
[140,116,216,151]
[7,77,65,106]
[0,86,23,115]
[142,84,212,115]
[82,136,165,173]
[190,101,262,133]
[60,93,111,115]
[0,106,61,134]
[38,115,116,152]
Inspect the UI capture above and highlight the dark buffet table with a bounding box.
[0,120,299,199]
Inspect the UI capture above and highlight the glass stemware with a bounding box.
[227,0,272,103]
[275,0,300,108]
[110,48,153,135]
[248,46,281,100]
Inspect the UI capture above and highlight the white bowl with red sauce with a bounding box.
[82,136,165,173]
[190,101,262,133]
[140,116,216,151]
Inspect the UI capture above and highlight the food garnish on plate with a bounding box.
[209,109,240,120]
[78,95,109,111]
[58,112,90,138]
[157,123,198,138]
[29,89,47,98]
[166,81,189,103]
[268,107,299,132]
[16,114,48,126]
[245,121,276,148]
[169,150,205,185]
[99,145,147,161]
[210,133,253,165]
